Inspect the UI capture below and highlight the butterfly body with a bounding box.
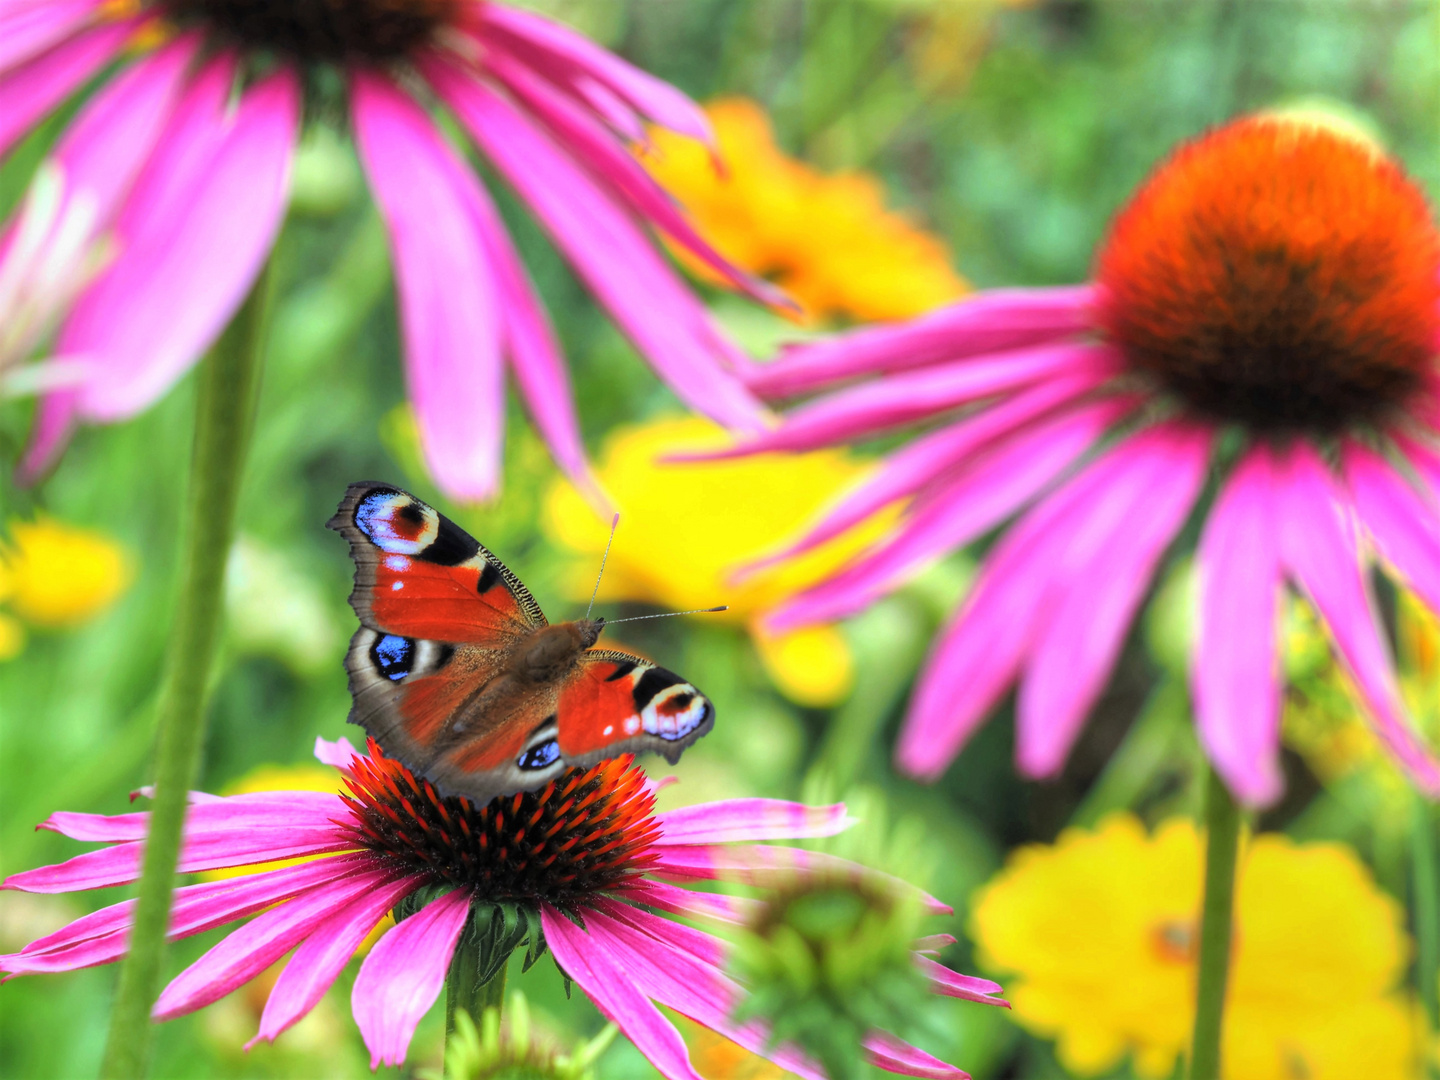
[329,482,714,804]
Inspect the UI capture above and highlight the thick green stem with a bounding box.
[1414,793,1439,1039]
[99,268,272,1079]
[446,937,507,1072]
[1188,767,1242,1080]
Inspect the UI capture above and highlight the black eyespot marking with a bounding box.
[372,634,415,682]
[433,644,455,669]
[476,560,501,594]
[517,738,561,771]
[397,501,425,527]
[633,667,684,710]
[668,693,695,712]
[421,515,482,566]
[604,659,639,682]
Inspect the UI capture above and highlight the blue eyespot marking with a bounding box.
[372,634,415,682]
[355,491,432,555]
[517,738,561,771]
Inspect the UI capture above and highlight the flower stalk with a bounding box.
[444,905,513,1072]
[1188,766,1242,1080]
[99,266,273,1079]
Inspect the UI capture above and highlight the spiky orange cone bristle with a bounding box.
[1095,114,1440,434]
[340,739,661,907]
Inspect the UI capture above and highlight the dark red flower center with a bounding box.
[154,0,463,62]
[1095,115,1440,434]
[339,739,661,907]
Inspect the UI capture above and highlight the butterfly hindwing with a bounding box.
[554,649,715,767]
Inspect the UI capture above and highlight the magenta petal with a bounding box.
[353,886,470,1069]
[351,71,505,500]
[864,1031,969,1080]
[613,880,759,925]
[1345,441,1440,616]
[250,874,420,1046]
[0,0,102,76]
[1276,445,1440,794]
[426,59,766,433]
[70,68,299,420]
[1192,447,1285,805]
[1397,434,1440,500]
[0,20,133,159]
[655,799,852,846]
[313,735,361,769]
[541,905,707,1080]
[914,955,1006,1007]
[1016,423,1211,777]
[42,793,344,842]
[153,862,405,1021]
[745,286,1096,398]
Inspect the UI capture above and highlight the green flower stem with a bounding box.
[99,267,272,1080]
[1188,767,1242,1080]
[446,941,508,1072]
[1413,792,1439,1037]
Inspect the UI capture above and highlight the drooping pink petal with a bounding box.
[475,4,712,144]
[250,874,422,1046]
[40,792,345,842]
[744,286,1096,398]
[3,853,379,976]
[0,0,103,76]
[655,799,852,846]
[153,863,407,1021]
[740,371,1112,578]
[895,426,1181,780]
[699,344,1118,460]
[1016,423,1212,777]
[1345,441,1440,616]
[351,71,504,501]
[353,886,470,1069]
[541,905,707,1080]
[914,955,1007,1007]
[863,1031,968,1080]
[0,20,134,159]
[1397,434,1440,499]
[1275,445,1440,794]
[613,879,760,925]
[767,397,1132,630]
[914,933,957,954]
[69,68,299,420]
[426,60,766,433]
[314,735,362,769]
[480,49,788,310]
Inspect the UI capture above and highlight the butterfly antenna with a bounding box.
[585,513,621,620]
[605,606,729,624]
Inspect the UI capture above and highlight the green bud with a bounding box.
[424,991,617,1080]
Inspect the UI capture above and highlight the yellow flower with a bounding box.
[970,814,1418,1079]
[679,1015,790,1080]
[543,416,898,706]
[0,515,132,658]
[642,98,967,324]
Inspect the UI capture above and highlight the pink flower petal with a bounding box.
[704,344,1117,460]
[313,735,362,769]
[351,71,505,501]
[613,880,759,925]
[427,60,766,434]
[250,873,421,1046]
[1275,444,1440,795]
[1016,423,1211,777]
[153,862,406,1021]
[1345,441,1440,616]
[1397,434,1440,499]
[70,68,299,420]
[352,886,470,1069]
[541,905,707,1080]
[0,0,103,76]
[863,1031,968,1080]
[655,799,852,846]
[768,397,1132,630]
[0,20,133,159]
[41,793,344,841]
[476,4,712,143]
[745,286,1096,398]
[914,955,1006,1007]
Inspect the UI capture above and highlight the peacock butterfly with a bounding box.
[328,482,715,804]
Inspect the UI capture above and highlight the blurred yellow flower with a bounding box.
[0,515,132,659]
[544,416,897,707]
[642,98,967,324]
[970,814,1418,1080]
[679,1016,790,1080]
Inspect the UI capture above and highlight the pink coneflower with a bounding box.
[720,114,1440,806]
[0,0,778,498]
[0,736,1005,1075]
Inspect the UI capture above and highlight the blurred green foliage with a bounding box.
[1,2,1437,1078]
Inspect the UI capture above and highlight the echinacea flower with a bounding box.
[1,0,778,499]
[642,98,967,325]
[970,814,1419,1079]
[725,112,1440,805]
[543,415,900,707]
[0,736,1005,1076]
[0,514,132,659]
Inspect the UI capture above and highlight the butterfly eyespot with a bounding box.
[516,738,561,771]
[372,634,416,682]
[355,491,438,555]
[641,684,711,741]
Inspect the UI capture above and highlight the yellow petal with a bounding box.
[3,516,133,627]
[0,613,26,661]
[752,623,854,708]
